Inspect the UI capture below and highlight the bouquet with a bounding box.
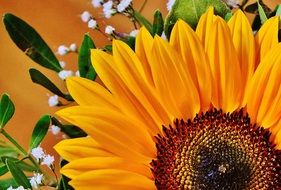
[1,0,281,189]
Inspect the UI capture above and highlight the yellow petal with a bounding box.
[135,27,154,86]
[228,9,255,103]
[56,106,155,162]
[199,12,242,112]
[61,157,152,179]
[54,137,113,161]
[245,43,281,128]
[66,77,119,110]
[196,7,214,46]
[150,36,200,119]
[170,19,211,111]
[69,169,156,190]
[255,16,279,66]
[91,49,170,135]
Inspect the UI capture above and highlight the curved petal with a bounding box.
[69,169,156,190]
[61,157,152,179]
[228,9,255,103]
[66,77,119,110]
[255,16,279,67]
[54,137,114,161]
[245,43,281,129]
[197,11,242,112]
[56,106,155,162]
[135,27,154,86]
[149,36,200,119]
[170,19,211,111]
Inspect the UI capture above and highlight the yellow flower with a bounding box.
[55,8,281,189]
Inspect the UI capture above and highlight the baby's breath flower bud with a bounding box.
[88,19,97,29]
[129,29,139,37]
[69,43,77,52]
[48,95,59,107]
[105,25,115,35]
[103,1,116,18]
[59,61,66,68]
[31,146,45,161]
[41,154,55,168]
[167,0,176,11]
[30,173,44,189]
[57,45,69,55]
[58,70,74,80]
[80,11,92,22]
[50,125,61,135]
[91,0,103,8]
[117,0,132,12]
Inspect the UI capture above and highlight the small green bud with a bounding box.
[164,0,231,38]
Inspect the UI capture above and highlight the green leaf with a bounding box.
[3,13,62,72]
[0,178,17,189]
[29,68,72,101]
[1,156,36,172]
[0,163,8,176]
[29,115,50,150]
[78,34,96,80]
[134,11,153,34]
[275,4,281,16]
[0,94,15,128]
[5,159,31,188]
[164,0,231,38]
[122,36,136,50]
[51,117,87,138]
[152,10,164,36]
[103,45,112,52]
[257,0,268,24]
[0,141,19,158]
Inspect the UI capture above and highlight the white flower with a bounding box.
[59,61,66,68]
[7,186,27,190]
[117,0,132,12]
[225,0,240,8]
[57,45,69,55]
[88,19,97,29]
[167,0,176,11]
[103,1,116,18]
[75,70,80,77]
[29,173,44,189]
[129,29,139,37]
[48,95,59,107]
[105,25,115,35]
[31,146,45,161]
[58,70,74,80]
[41,154,54,168]
[69,43,77,52]
[91,0,103,8]
[50,125,61,135]
[80,11,92,22]
[161,31,167,40]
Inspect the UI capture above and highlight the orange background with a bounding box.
[0,0,280,178]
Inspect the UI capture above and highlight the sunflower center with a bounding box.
[151,109,281,190]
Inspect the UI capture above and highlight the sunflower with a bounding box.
[55,7,281,189]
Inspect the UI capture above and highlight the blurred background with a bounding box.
[0,0,280,177]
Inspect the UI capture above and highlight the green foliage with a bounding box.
[3,13,62,72]
[134,11,153,34]
[0,178,17,189]
[152,10,164,36]
[164,0,231,38]
[78,34,97,80]
[5,158,31,188]
[0,94,15,129]
[29,115,51,150]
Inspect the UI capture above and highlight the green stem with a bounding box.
[1,129,42,172]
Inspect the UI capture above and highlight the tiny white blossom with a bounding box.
[105,25,115,35]
[57,45,69,55]
[167,0,176,11]
[48,95,59,107]
[58,70,74,80]
[30,173,44,189]
[161,32,167,40]
[7,186,27,190]
[31,146,45,161]
[88,19,97,29]
[224,0,240,8]
[103,1,116,18]
[41,154,55,168]
[117,0,132,12]
[50,125,61,135]
[129,29,139,37]
[75,70,80,77]
[91,0,103,8]
[59,61,66,68]
[80,11,92,22]
[69,43,77,52]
